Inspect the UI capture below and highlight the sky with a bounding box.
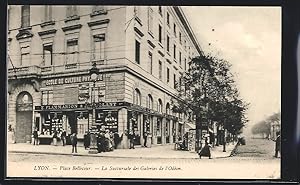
[182,6,281,133]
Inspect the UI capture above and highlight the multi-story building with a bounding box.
[7,5,202,148]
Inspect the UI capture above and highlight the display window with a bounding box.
[41,112,63,136]
[96,110,118,133]
[128,111,138,132]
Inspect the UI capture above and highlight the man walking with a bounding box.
[61,129,66,146]
[33,128,39,145]
[274,131,281,158]
[70,133,78,154]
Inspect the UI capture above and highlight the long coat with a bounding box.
[70,135,78,146]
[275,135,281,151]
[199,144,211,157]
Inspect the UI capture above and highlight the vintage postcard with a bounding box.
[6,5,281,179]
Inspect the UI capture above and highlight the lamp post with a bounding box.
[88,62,99,154]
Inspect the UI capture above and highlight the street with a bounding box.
[7,137,280,179]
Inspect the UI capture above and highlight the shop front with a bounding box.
[127,105,156,146]
[34,102,124,145]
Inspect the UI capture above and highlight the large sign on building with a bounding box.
[41,74,103,87]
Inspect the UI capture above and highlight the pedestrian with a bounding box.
[143,131,148,147]
[83,131,90,150]
[70,133,78,153]
[113,132,120,149]
[52,130,58,146]
[128,130,135,149]
[104,130,111,152]
[198,135,212,159]
[32,128,39,145]
[11,128,16,144]
[61,129,66,146]
[274,131,281,158]
[97,131,105,153]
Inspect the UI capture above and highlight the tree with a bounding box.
[172,53,249,151]
[252,112,281,139]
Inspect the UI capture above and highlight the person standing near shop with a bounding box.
[113,132,121,149]
[70,133,78,154]
[143,131,148,147]
[128,130,135,149]
[83,131,90,150]
[61,129,66,146]
[33,128,39,145]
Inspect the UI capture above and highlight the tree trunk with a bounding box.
[216,125,220,146]
[195,114,202,152]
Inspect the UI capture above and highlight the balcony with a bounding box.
[8,65,41,79]
[8,58,128,80]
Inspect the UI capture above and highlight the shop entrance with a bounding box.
[66,112,77,134]
[15,92,33,143]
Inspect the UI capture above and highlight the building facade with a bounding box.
[7,5,202,148]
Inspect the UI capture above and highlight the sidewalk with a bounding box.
[7,142,236,159]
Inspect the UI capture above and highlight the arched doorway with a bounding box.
[16,91,33,143]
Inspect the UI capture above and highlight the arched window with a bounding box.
[146,94,153,109]
[166,103,170,115]
[158,99,163,113]
[133,88,141,105]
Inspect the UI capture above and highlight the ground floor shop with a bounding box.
[10,99,184,148]
[8,71,186,148]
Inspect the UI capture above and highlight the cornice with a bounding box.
[172,6,203,56]
[87,19,110,27]
[62,24,82,32]
[38,29,57,36]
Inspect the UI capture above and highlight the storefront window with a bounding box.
[41,112,63,136]
[96,110,118,133]
[143,115,151,133]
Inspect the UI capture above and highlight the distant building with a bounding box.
[7,5,202,148]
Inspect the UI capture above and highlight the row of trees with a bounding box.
[172,53,249,150]
[251,112,281,139]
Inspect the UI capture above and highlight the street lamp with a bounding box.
[88,62,99,154]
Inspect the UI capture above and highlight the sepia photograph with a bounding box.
[6,5,281,179]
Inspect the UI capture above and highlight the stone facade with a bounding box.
[7,5,201,148]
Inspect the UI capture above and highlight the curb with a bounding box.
[8,150,200,159]
[8,150,232,159]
